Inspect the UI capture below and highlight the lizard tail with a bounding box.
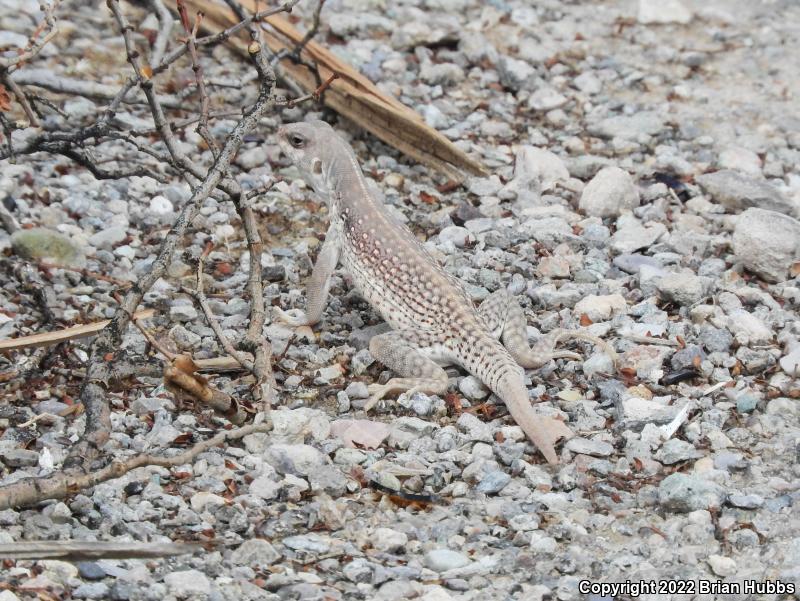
[493,369,574,465]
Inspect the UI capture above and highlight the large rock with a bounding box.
[579,167,640,217]
[732,208,800,282]
[658,473,726,512]
[10,227,86,268]
[695,170,795,215]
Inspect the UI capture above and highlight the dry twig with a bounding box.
[0,540,203,561]
[0,422,272,510]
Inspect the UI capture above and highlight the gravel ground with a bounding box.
[1,0,799,600]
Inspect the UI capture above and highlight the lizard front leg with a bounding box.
[275,224,342,327]
[478,289,617,369]
[364,329,450,411]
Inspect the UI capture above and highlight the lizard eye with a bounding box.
[289,133,306,148]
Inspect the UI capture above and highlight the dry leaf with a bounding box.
[790,262,800,277]
[0,85,11,112]
[579,313,593,326]
[419,191,438,204]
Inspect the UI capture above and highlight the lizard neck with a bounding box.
[325,148,380,217]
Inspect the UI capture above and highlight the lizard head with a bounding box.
[277,120,339,197]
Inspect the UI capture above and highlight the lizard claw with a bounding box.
[273,307,311,327]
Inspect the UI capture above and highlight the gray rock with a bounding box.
[670,345,705,370]
[528,86,569,112]
[248,474,280,500]
[582,352,615,378]
[169,303,198,322]
[573,294,626,321]
[617,396,680,428]
[780,346,800,377]
[231,539,281,566]
[372,527,408,553]
[424,549,471,572]
[468,176,503,197]
[732,208,800,282]
[565,437,614,457]
[588,112,665,140]
[264,444,330,476]
[699,326,733,353]
[77,562,106,580]
[439,225,473,248]
[613,253,663,274]
[654,439,703,464]
[610,217,667,254]
[72,583,109,599]
[389,416,438,448]
[88,226,127,250]
[656,272,706,305]
[476,470,511,494]
[343,558,373,583]
[308,465,348,496]
[507,146,569,194]
[283,534,331,554]
[497,55,535,91]
[725,309,772,344]
[169,324,201,351]
[420,61,464,85]
[398,391,436,416]
[727,493,764,509]
[579,167,640,217]
[696,170,795,215]
[163,569,210,597]
[271,408,330,443]
[345,381,369,399]
[11,227,86,268]
[735,393,759,414]
[718,146,762,175]
[458,375,489,401]
[658,473,726,512]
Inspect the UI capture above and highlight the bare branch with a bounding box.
[148,0,174,67]
[1,71,40,127]
[10,69,186,109]
[176,0,217,154]
[0,421,272,510]
[0,540,204,561]
[187,248,255,371]
[0,0,62,71]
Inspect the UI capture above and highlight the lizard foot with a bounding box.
[364,380,428,412]
[531,416,574,464]
[273,307,311,327]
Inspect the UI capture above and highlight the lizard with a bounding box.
[273,120,616,464]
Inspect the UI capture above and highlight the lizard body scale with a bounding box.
[275,120,615,464]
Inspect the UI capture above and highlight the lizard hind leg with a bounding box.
[364,329,450,412]
[478,289,616,369]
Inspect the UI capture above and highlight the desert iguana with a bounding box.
[274,121,616,464]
